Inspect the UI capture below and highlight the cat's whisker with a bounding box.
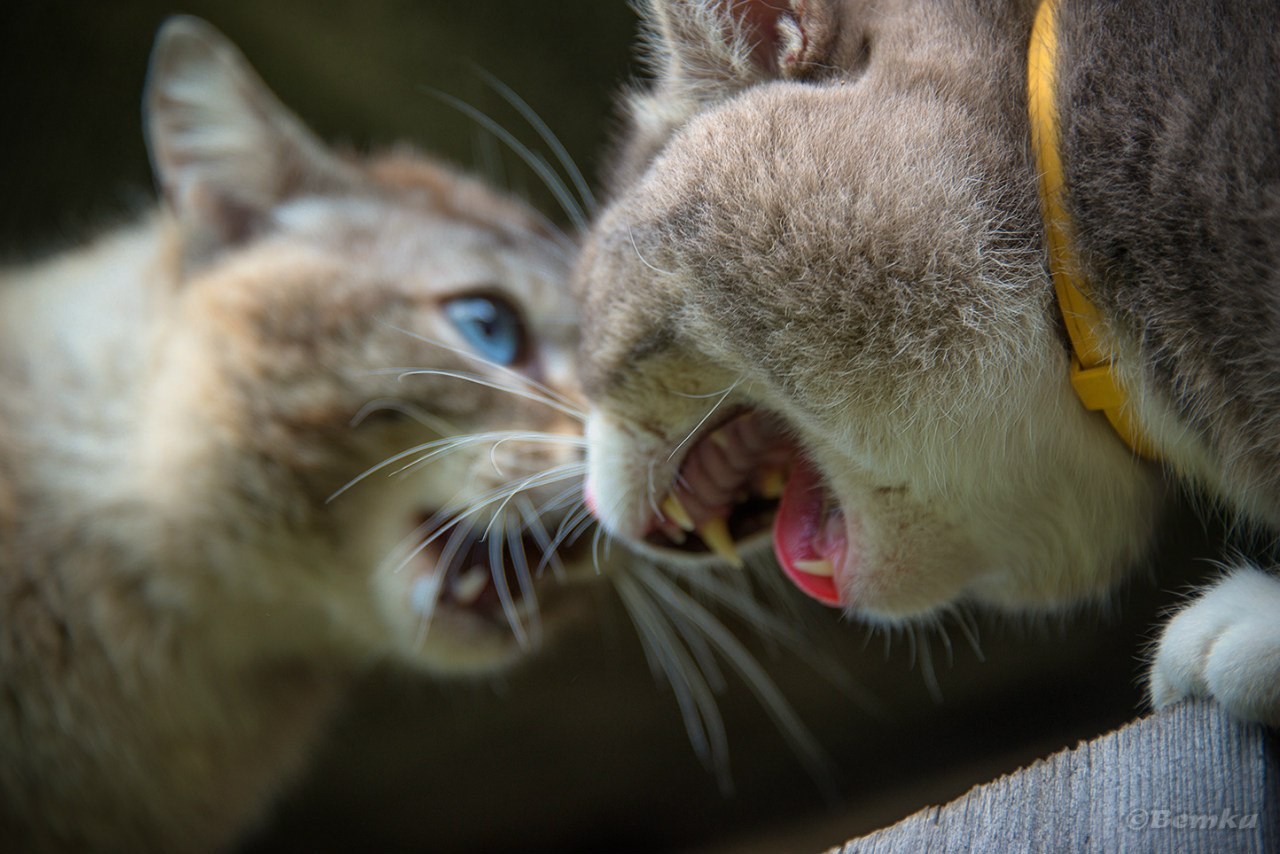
[374,363,586,424]
[387,368,586,422]
[954,605,985,662]
[545,498,596,560]
[488,521,529,648]
[535,498,590,576]
[473,462,589,538]
[396,323,585,411]
[672,380,746,400]
[411,524,473,647]
[667,379,742,462]
[916,628,942,703]
[591,524,608,576]
[392,433,578,482]
[613,570,730,788]
[475,67,597,216]
[628,226,677,276]
[381,326,587,418]
[378,501,466,576]
[631,564,840,798]
[350,398,461,435]
[531,481,587,520]
[645,458,663,520]
[506,514,542,645]
[329,430,582,504]
[515,497,566,582]
[423,88,588,232]
[387,511,472,577]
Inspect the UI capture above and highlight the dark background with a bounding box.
[1,3,1228,852]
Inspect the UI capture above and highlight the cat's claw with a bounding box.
[1149,566,1280,727]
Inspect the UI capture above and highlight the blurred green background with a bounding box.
[0,3,1230,853]
[2,1,636,252]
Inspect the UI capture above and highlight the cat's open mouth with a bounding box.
[645,409,847,607]
[406,515,575,625]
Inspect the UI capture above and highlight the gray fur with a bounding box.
[576,0,1280,723]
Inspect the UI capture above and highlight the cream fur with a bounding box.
[0,17,586,851]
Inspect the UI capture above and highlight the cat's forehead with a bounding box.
[272,195,563,290]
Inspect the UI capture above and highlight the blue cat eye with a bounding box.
[443,294,525,366]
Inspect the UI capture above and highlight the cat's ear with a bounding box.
[642,0,838,97]
[143,16,363,268]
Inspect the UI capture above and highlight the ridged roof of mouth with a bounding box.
[647,408,848,607]
[646,409,793,561]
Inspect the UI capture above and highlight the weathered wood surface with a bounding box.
[833,701,1278,854]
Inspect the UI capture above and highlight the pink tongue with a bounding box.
[773,457,847,607]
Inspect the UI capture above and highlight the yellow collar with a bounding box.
[1028,0,1158,459]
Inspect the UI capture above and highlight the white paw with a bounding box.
[1149,566,1280,726]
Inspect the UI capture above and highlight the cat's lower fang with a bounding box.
[793,558,835,577]
[696,517,744,568]
[661,493,696,532]
[410,572,445,616]
[451,565,489,605]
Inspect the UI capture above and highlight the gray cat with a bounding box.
[574,0,1280,726]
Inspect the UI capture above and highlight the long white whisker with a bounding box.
[667,379,742,461]
[633,565,839,798]
[546,500,594,560]
[423,88,588,230]
[394,433,581,480]
[350,398,459,435]
[614,570,730,789]
[329,430,582,503]
[389,513,469,576]
[536,498,588,576]
[489,523,529,648]
[532,481,587,519]
[677,565,883,712]
[376,366,585,423]
[476,67,597,215]
[516,497,566,581]
[507,514,542,645]
[383,326,587,417]
[481,464,589,540]
[953,605,985,661]
[412,525,472,647]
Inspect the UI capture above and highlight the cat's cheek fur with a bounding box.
[585,408,667,541]
[1149,567,1280,727]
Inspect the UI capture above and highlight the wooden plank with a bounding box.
[833,701,1278,854]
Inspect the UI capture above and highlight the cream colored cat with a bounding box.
[0,17,589,852]
[577,0,1280,726]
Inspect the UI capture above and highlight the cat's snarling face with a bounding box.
[139,18,587,672]
[577,0,1163,623]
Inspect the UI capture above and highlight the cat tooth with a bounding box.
[758,468,786,500]
[660,522,688,545]
[661,493,696,532]
[410,572,445,615]
[451,565,490,605]
[709,429,732,450]
[696,517,744,569]
[794,558,835,577]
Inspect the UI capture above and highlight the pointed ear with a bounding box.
[143,16,363,267]
[642,0,839,98]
